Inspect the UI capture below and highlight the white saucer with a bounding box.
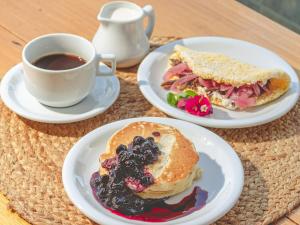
[0,63,120,123]
[62,117,244,225]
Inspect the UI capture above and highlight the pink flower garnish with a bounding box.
[185,95,212,116]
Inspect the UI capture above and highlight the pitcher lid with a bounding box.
[98,1,144,23]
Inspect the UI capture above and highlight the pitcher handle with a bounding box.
[96,53,116,76]
[143,5,155,39]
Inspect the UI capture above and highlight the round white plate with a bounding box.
[0,63,120,123]
[137,37,300,128]
[62,117,244,225]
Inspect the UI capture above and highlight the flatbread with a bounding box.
[171,45,290,87]
[169,45,290,110]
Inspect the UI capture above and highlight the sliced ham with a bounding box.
[230,85,258,109]
[170,74,198,92]
[225,86,235,98]
[198,77,221,90]
[161,80,176,90]
[220,84,233,91]
[237,85,254,97]
[234,93,256,109]
[180,71,194,76]
[211,80,220,89]
[163,63,191,81]
[252,83,261,96]
[198,77,213,89]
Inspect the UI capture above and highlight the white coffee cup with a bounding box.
[22,33,116,107]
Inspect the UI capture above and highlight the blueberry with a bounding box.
[108,168,116,177]
[144,149,152,155]
[109,171,123,183]
[116,144,127,154]
[144,150,155,163]
[118,151,128,162]
[118,151,134,162]
[141,142,154,153]
[151,146,160,154]
[114,165,125,177]
[111,196,120,209]
[112,182,124,191]
[97,187,107,197]
[111,196,128,209]
[130,168,143,178]
[134,199,145,208]
[141,175,154,186]
[133,136,145,146]
[124,160,137,168]
[132,145,141,154]
[146,137,154,142]
[101,175,109,184]
[91,176,101,187]
[136,154,146,162]
[117,150,126,160]
[141,141,151,149]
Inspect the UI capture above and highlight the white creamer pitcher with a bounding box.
[92,1,155,68]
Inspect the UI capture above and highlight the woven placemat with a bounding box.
[0,36,300,225]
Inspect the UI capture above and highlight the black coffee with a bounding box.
[33,53,86,70]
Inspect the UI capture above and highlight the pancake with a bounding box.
[99,121,201,199]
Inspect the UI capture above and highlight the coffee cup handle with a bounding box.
[96,53,116,76]
[143,5,155,39]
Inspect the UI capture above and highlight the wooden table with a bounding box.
[0,0,299,224]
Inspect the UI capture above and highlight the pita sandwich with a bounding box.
[161,45,290,110]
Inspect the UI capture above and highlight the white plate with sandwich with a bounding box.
[137,37,299,128]
[62,117,244,225]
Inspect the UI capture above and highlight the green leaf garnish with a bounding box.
[177,93,187,98]
[184,89,197,97]
[167,92,178,107]
[167,90,198,107]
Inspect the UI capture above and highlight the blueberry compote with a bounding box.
[90,136,208,222]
